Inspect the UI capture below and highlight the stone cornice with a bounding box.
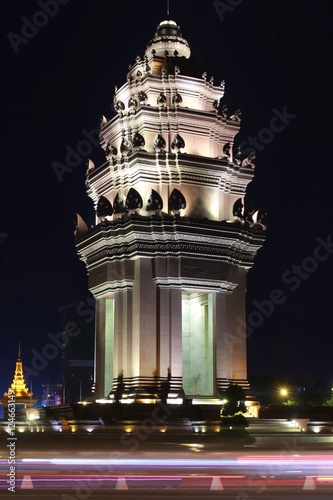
[154,277,237,293]
[76,216,265,269]
[112,74,225,113]
[90,280,134,297]
[86,152,253,201]
[100,105,238,151]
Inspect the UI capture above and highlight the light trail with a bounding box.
[20,454,333,469]
[0,452,331,491]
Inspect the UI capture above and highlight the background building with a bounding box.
[58,300,94,403]
[41,383,62,407]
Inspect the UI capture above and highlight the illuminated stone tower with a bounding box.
[76,20,265,402]
[0,344,37,418]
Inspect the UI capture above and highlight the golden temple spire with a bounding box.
[4,343,32,398]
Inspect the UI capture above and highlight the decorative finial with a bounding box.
[18,342,21,360]
[167,0,170,17]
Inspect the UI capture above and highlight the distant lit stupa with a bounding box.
[1,344,37,419]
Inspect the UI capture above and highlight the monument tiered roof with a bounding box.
[4,344,33,399]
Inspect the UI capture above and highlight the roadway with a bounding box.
[1,429,333,497]
[1,450,333,498]
[2,492,333,500]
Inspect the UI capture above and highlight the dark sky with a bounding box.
[1,0,333,400]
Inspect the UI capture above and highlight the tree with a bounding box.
[282,398,298,406]
[114,372,125,404]
[220,384,249,430]
[218,384,254,445]
[159,368,171,404]
[221,384,246,417]
[323,394,333,407]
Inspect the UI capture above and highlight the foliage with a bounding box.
[220,384,250,442]
[221,384,247,417]
[322,395,333,407]
[114,372,125,404]
[220,413,249,428]
[159,368,171,404]
[282,398,298,406]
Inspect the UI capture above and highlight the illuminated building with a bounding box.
[41,383,62,407]
[76,19,265,402]
[0,344,37,419]
[58,301,94,404]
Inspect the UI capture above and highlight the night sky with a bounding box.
[1,0,333,402]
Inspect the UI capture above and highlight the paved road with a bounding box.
[1,491,333,499]
[1,426,332,498]
[1,450,332,497]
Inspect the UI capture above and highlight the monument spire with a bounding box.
[5,344,31,398]
[77,15,265,405]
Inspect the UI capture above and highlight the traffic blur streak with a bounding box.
[1,452,333,490]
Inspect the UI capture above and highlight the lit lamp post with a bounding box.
[279,388,288,401]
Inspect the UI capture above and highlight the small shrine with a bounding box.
[0,344,37,420]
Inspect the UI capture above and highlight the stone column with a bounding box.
[94,297,106,399]
[170,288,183,391]
[94,296,115,399]
[132,258,157,379]
[157,287,171,378]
